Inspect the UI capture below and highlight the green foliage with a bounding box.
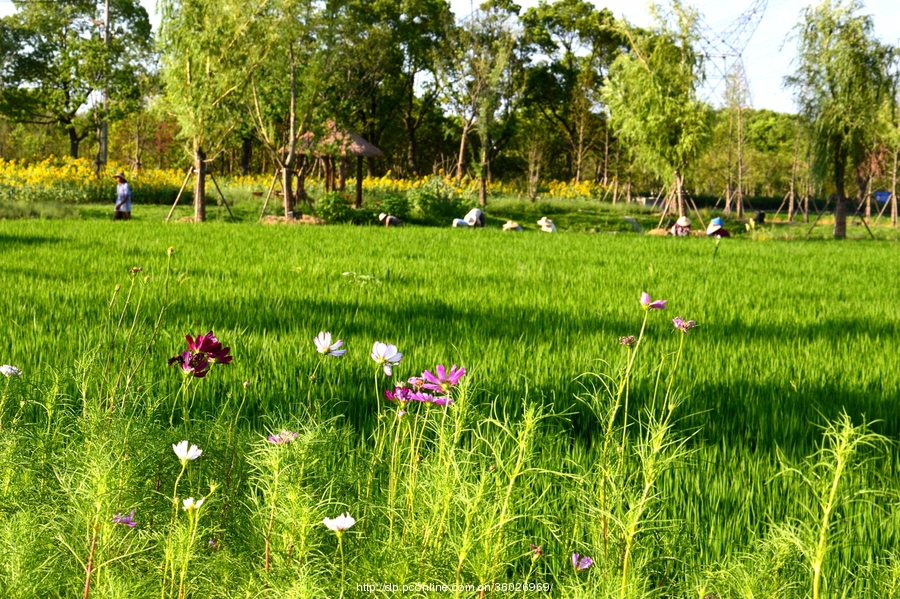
[407,177,464,222]
[603,1,712,183]
[314,191,356,223]
[378,192,411,220]
[0,0,153,158]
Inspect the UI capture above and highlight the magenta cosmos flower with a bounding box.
[187,331,232,364]
[640,292,667,311]
[421,364,466,395]
[572,553,593,571]
[385,386,413,402]
[673,317,697,333]
[371,342,402,376]
[314,331,346,357]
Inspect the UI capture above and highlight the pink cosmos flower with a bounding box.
[267,430,299,444]
[314,332,346,357]
[640,292,667,311]
[421,364,466,395]
[619,335,635,346]
[385,386,412,402]
[672,317,697,333]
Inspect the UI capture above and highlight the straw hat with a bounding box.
[537,217,553,227]
[502,220,521,231]
[378,213,387,221]
[676,216,691,227]
[706,222,722,235]
[113,172,127,182]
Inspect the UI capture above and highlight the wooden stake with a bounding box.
[208,171,237,223]
[165,166,194,222]
[259,170,280,219]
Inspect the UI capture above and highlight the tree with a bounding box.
[785,0,894,239]
[522,0,621,182]
[438,0,523,204]
[603,1,711,217]
[0,0,152,159]
[157,0,259,221]
[245,0,328,217]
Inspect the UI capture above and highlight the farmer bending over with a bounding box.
[378,213,402,227]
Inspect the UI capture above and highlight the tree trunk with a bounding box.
[406,122,419,177]
[240,137,252,176]
[456,125,469,183]
[194,147,207,222]
[338,156,347,191]
[479,147,487,207]
[675,170,685,217]
[282,166,294,217]
[355,156,363,209]
[565,151,573,183]
[68,127,81,159]
[833,150,848,239]
[736,105,745,219]
[892,150,898,228]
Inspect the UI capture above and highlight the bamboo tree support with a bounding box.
[259,170,281,219]
[208,172,237,223]
[872,196,892,226]
[687,194,706,231]
[848,199,876,240]
[655,186,674,230]
[165,166,194,222]
[805,196,833,238]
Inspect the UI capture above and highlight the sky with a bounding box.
[2,0,899,114]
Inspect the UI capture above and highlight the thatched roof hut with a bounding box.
[299,120,383,207]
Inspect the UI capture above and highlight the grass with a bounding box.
[0,214,899,597]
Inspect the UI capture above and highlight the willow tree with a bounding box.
[157,0,257,221]
[602,1,710,217]
[785,0,893,239]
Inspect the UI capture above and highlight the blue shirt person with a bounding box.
[113,173,132,220]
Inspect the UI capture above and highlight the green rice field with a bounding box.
[1,216,899,598]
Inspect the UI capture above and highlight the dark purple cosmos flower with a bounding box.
[267,430,299,445]
[672,317,697,333]
[640,292,667,311]
[421,364,466,395]
[619,335,635,346]
[572,553,593,571]
[530,544,543,559]
[112,509,136,528]
[168,350,210,378]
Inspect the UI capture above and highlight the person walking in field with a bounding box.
[113,173,132,220]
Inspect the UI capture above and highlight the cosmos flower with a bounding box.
[619,335,635,347]
[168,350,210,378]
[421,364,466,395]
[673,317,697,333]
[572,553,593,571]
[407,376,425,391]
[314,332,346,357]
[323,512,356,533]
[0,364,22,377]
[172,440,203,466]
[185,331,232,365]
[640,292,667,311]
[112,509,136,528]
[530,544,543,559]
[385,386,412,402]
[267,430,299,445]
[371,342,402,376]
[182,497,205,511]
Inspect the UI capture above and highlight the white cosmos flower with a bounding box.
[314,331,346,357]
[0,365,22,377]
[172,440,203,466]
[323,512,356,533]
[371,342,402,376]
[182,497,205,511]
